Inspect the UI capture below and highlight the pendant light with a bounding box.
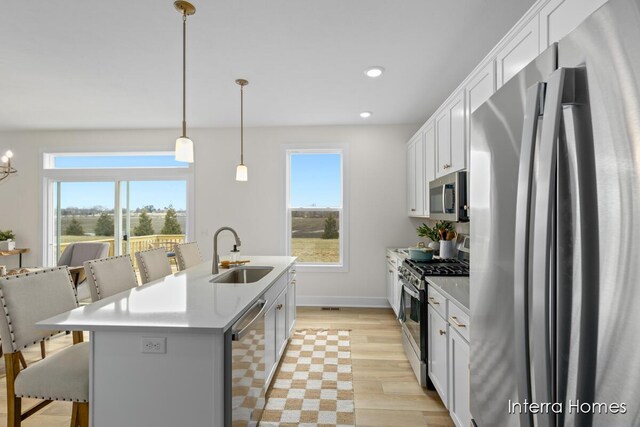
[235,79,249,181]
[174,1,196,163]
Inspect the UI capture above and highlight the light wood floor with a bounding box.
[295,307,453,427]
[0,307,453,426]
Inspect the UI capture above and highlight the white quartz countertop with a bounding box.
[36,256,296,333]
[426,276,470,314]
[386,247,409,260]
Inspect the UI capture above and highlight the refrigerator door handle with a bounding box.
[532,67,575,427]
[559,87,600,427]
[513,82,545,427]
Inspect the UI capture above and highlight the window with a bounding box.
[44,152,189,169]
[286,149,346,269]
[42,152,193,267]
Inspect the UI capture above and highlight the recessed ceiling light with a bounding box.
[364,67,385,78]
[360,111,372,118]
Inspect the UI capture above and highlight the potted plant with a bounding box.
[417,222,456,256]
[0,230,16,251]
[417,223,441,250]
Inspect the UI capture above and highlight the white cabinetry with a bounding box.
[265,265,297,385]
[435,91,466,178]
[406,0,603,218]
[427,304,449,408]
[466,61,496,115]
[385,250,402,316]
[540,0,606,48]
[424,122,436,215]
[407,132,427,217]
[275,289,287,359]
[264,299,277,383]
[448,327,470,427]
[286,268,296,336]
[447,302,470,427]
[496,17,540,88]
[428,285,471,425]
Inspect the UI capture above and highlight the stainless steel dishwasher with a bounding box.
[224,298,267,427]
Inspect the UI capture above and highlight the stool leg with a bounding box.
[40,340,46,359]
[77,402,89,427]
[70,403,78,427]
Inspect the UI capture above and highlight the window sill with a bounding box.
[295,264,349,273]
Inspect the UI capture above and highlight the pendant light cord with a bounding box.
[182,13,187,137]
[240,84,244,165]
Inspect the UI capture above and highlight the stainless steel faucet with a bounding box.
[212,227,242,274]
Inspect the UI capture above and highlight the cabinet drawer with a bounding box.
[385,252,397,268]
[288,265,297,284]
[427,286,447,319]
[448,302,470,342]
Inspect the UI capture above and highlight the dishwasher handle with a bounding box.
[231,298,267,341]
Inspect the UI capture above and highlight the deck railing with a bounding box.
[59,234,186,270]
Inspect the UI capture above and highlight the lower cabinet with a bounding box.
[265,265,297,385]
[265,301,277,384]
[448,327,470,427]
[427,304,449,408]
[275,289,288,359]
[427,285,471,425]
[286,274,296,336]
[386,251,403,317]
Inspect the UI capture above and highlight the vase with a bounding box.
[439,240,456,259]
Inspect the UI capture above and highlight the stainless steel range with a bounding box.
[398,237,469,387]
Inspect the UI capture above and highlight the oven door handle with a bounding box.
[403,282,420,300]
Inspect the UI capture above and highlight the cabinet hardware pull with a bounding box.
[428,297,440,305]
[277,304,283,310]
[386,255,390,259]
[411,208,416,212]
[450,316,466,328]
[439,329,446,335]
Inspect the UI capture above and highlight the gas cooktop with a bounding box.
[404,258,469,277]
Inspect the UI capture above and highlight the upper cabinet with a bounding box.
[423,122,436,216]
[496,17,540,88]
[466,61,496,116]
[435,91,466,178]
[407,132,427,217]
[540,0,607,48]
[406,0,609,218]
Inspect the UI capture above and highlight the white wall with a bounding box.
[0,124,418,306]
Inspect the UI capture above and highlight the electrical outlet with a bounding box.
[141,337,166,354]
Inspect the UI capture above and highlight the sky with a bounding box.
[54,153,341,210]
[290,153,341,208]
[55,155,187,211]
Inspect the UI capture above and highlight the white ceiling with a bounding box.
[0,0,535,131]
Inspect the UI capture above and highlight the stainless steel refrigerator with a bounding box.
[470,0,640,426]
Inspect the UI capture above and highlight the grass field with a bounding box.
[291,238,340,263]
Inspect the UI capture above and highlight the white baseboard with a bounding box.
[296,296,390,308]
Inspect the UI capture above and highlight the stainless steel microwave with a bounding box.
[429,171,469,222]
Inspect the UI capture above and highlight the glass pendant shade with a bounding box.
[236,164,248,181]
[175,137,194,163]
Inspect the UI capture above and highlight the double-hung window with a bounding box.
[286,149,347,270]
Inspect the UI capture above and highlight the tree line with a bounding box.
[65,207,183,237]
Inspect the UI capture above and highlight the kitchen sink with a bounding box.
[210,266,274,284]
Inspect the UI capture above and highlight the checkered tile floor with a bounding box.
[260,330,355,427]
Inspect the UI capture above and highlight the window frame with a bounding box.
[285,147,349,272]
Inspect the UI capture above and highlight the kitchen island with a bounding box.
[38,256,297,427]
